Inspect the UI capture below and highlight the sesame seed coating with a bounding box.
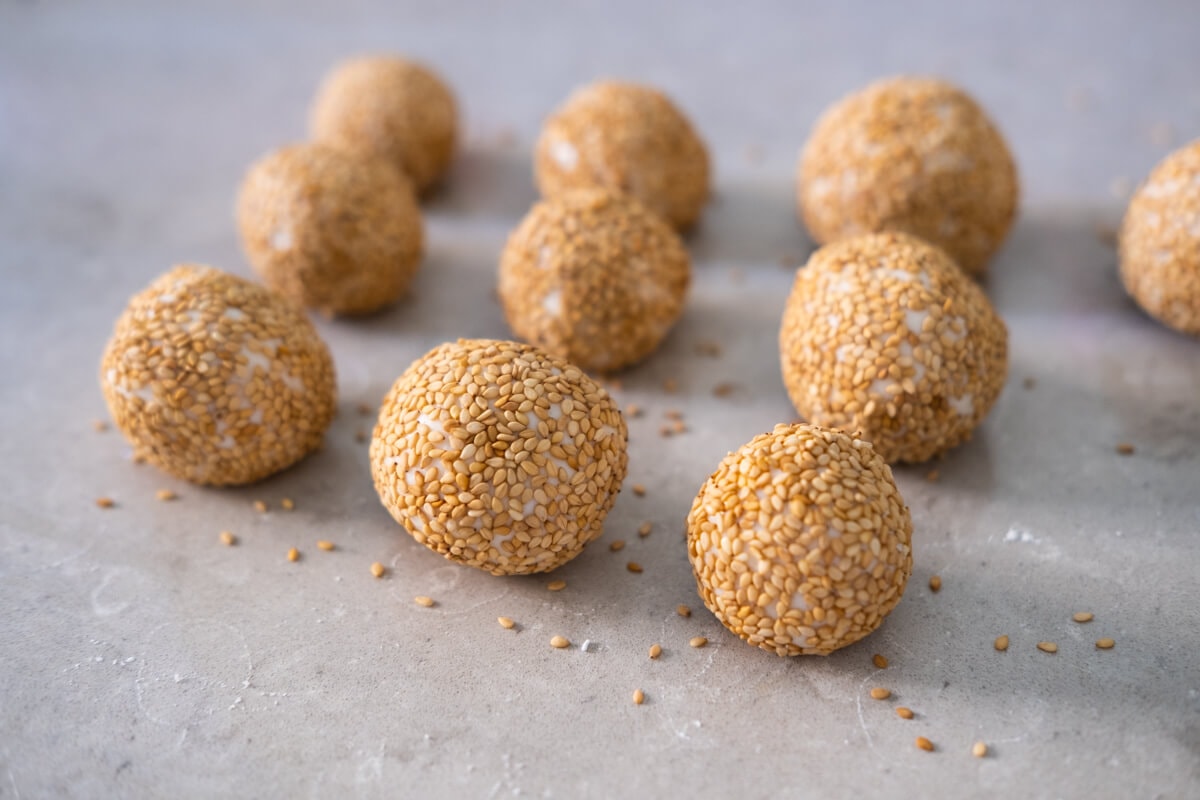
[100,265,336,486]
[798,76,1018,275]
[1119,139,1200,335]
[369,339,629,576]
[534,81,710,229]
[310,56,457,194]
[498,190,690,373]
[779,232,1008,464]
[686,423,913,656]
[237,142,424,316]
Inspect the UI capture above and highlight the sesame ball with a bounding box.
[370,339,629,576]
[687,423,913,656]
[498,190,690,373]
[798,76,1018,276]
[310,56,457,194]
[100,265,337,485]
[534,81,710,230]
[236,143,424,316]
[1119,139,1200,336]
[779,232,1008,464]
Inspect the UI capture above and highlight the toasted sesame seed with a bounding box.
[872,653,889,669]
[281,498,295,511]
[672,420,687,434]
[638,522,653,537]
[665,409,683,420]
[915,737,935,752]
[414,595,434,607]
[156,489,177,502]
[626,561,644,573]
[659,424,675,438]
[994,635,1009,651]
[1073,612,1094,623]
[550,635,570,649]
[1115,443,1135,456]
[547,579,567,592]
[370,561,385,578]
[972,741,988,758]
[219,530,237,546]
[632,689,645,705]
[95,497,115,509]
[287,547,300,562]
[253,500,268,514]
[925,469,939,483]
[1037,641,1058,653]
[694,340,722,357]
[869,687,891,700]
[497,616,516,629]
[689,636,708,648]
[1096,637,1115,649]
[609,539,626,552]
[662,378,678,393]
[625,403,643,418]
[649,643,662,659]
[712,382,735,398]
[632,484,646,497]
[676,604,692,617]
[354,429,368,443]
[317,540,335,551]
[92,419,110,432]
[896,707,914,720]
[929,575,942,592]
[356,402,373,416]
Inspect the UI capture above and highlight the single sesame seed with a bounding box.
[632,689,645,705]
[356,402,372,416]
[662,378,678,393]
[497,616,516,629]
[1096,637,1115,649]
[925,469,939,483]
[550,635,570,649]
[609,540,626,552]
[1073,612,1094,623]
[547,579,567,592]
[414,595,435,607]
[638,522,653,537]
[712,382,735,398]
[1115,443,1136,456]
[665,409,683,420]
[659,424,674,438]
[287,547,300,562]
[1037,641,1058,654]
[631,484,646,497]
[219,530,237,546]
[92,419,110,432]
[872,653,888,669]
[1022,377,1037,390]
[626,561,643,574]
[915,736,935,752]
[994,635,1009,651]
[625,403,642,418]
[672,421,687,434]
[972,741,988,758]
[896,707,914,720]
[253,500,268,513]
[281,498,295,511]
[677,604,692,617]
[370,561,385,578]
[689,636,708,648]
[95,497,115,509]
[354,429,368,443]
[317,540,335,551]
[156,489,177,501]
[649,643,662,659]
[929,575,942,592]
[869,687,891,700]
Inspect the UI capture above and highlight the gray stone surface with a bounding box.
[2,1,1199,797]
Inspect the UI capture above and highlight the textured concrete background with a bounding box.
[2,1,1199,797]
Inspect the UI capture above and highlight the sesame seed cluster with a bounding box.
[798,76,1018,276]
[1119,138,1200,336]
[100,264,337,485]
[535,80,710,230]
[498,189,691,373]
[779,231,1008,464]
[310,56,458,195]
[369,338,629,575]
[686,423,913,656]
[237,142,424,316]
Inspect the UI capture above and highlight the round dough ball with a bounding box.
[237,142,424,316]
[1119,139,1200,335]
[498,189,690,373]
[370,339,629,576]
[779,232,1008,464]
[798,76,1018,276]
[687,423,913,656]
[100,265,337,485]
[310,55,457,194]
[534,80,710,229]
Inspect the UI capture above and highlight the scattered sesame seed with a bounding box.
[671,420,687,434]
[632,689,645,705]
[638,522,653,537]
[625,403,643,418]
[219,530,237,546]
[872,654,889,669]
[972,741,988,758]
[896,707,914,720]
[925,469,939,483]
[547,579,567,592]
[659,424,675,438]
[1073,612,1094,623]
[1037,641,1058,654]
[1115,443,1136,456]
[665,409,683,420]
[609,540,626,552]
[281,498,295,511]
[253,500,268,514]
[356,402,373,416]
[370,561,386,578]
[689,636,708,648]
[1096,637,1115,649]
[92,419,110,432]
[354,429,368,443]
[626,561,644,574]
[414,595,435,607]
[287,547,300,562]
[649,643,662,659]
[317,540,335,551]
[677,604,692,617]
[869,687,891,700]
[994,635,1009,651]
[550,635,570,649]
[694,341,722,357]
[915,736,935,752]
[1022,377,1037,390]
[631,484,646,497]
[155,489,177,502]
[712,382,736,398]
[1094,223,1119,248]
[929,575,942,592]
[95,497,115,509]
[497,616,516,629]
[662,378,678,393]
